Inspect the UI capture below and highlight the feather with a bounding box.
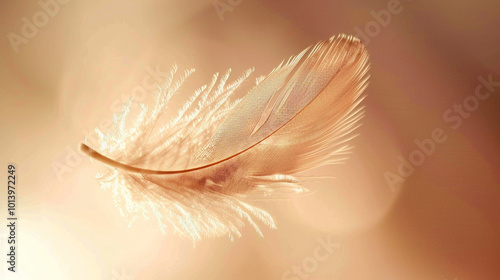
[80,34,370,243]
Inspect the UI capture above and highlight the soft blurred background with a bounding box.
[1,0,500,279]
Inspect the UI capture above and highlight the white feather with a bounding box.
[80,34,370,243]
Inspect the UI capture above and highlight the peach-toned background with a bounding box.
[1,0,500,279]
